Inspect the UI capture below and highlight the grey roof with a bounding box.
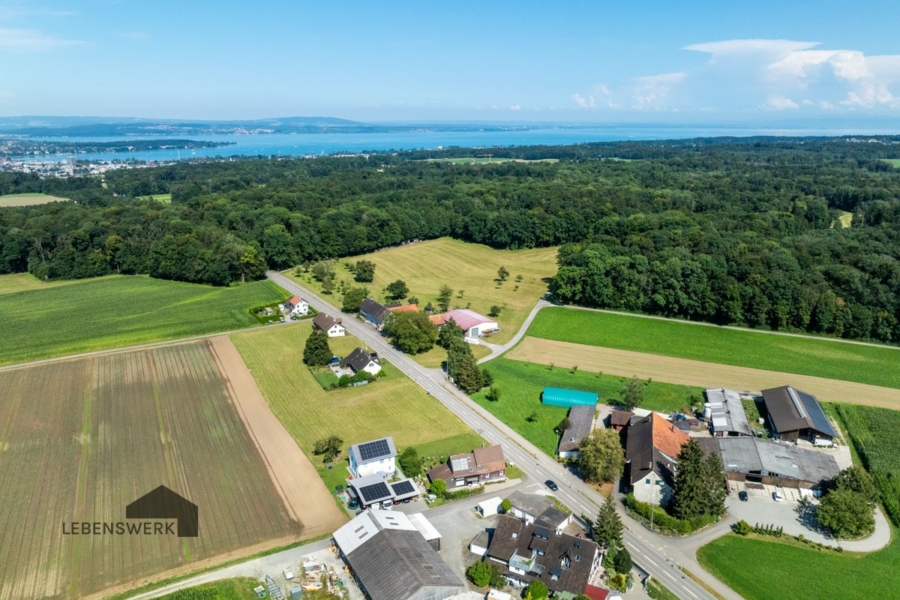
[536,507,571,528]
[313,313,341,332]
[350,437,397,467]
[715,437,840,485]
[557,405,595,453]
[705,388,753,436]
[340,347,378,372]
[506,491,554,517]
[360,298,389,321]
[335,510,463,600]
[761,386,837,439]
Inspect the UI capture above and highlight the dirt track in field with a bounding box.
[208,336,347,537]
[507,337,900,409]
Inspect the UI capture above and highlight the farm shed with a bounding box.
[333,509,463,600]
[541,387,598,408]
[407,511,442,551]
[761,386,837,444]
[713,437,840,488]
[705,388,753,437]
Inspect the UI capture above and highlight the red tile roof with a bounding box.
[388,303,419,313]
[651,413,689,459]
[584,584,612,600]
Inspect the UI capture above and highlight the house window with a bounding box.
[645,478,651,484]
[655,479,661,485]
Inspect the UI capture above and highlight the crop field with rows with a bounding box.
[0,342,298,599]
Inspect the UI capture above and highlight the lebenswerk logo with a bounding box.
[62,485,199,538]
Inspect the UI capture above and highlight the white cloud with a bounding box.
[762,95,799,110]
[572,93,595,108]
[0,27,82,53]
[631,72,686,109]
[509,104,521,111]
[685,39,819,56]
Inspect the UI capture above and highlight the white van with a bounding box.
[381,499,394,510]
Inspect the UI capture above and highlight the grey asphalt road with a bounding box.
[267,271,742,600]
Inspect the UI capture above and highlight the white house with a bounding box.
[340,347,382,377]
[312,313,345,337]
[429,309,499,341]
[349,436,397,479]
[285,295,309,317]
[625,413,689,506]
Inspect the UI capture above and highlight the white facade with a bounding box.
[476,497,503,517]
[326,323,345,337]
[290,300,309,316]
[361,360,382,376]
[632,472,672,506]
[350,455,396,479]
[466,320,499,338]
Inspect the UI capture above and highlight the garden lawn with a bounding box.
[286,237,558,344]
[528,308,900,389]
[413,342,491,368]
[0,275,289,365]
[230,324,485,492]
[698,532,900,600]
[471,358,702,456]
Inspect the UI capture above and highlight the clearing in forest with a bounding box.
[0,341,299,599]
[0,192,71,207]
[287,237,558,345]
[507,336,900,409]
[527,308,900,390]
[230,324,485,492]
[0,275,289,365]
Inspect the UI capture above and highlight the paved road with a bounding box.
[477,298,552,364]
[268,271,741,600]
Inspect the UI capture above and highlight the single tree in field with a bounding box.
[526,410,539,422]
[312,435,343,462]
[497,266,509,281]
[593,495,624,551]
[577,429,625,483]
[818,488,875,539]
[487,385,501,402]
[385,279,409,300]
[321,275,335,294]
[619,376,645,411]
[488,305,502,317]
[383,311,438,354]
[303,330,332,366]
[437,284,453,312]
[354,259,375,282]
[341,286,369,312]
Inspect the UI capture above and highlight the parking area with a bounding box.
[726,481,833,544]
[428,507,500,591]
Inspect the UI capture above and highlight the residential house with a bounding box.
[312,313,345,337]
[349,437,397,478]
[387,302,419,314]
[608,410,634,432]
[284,295,309,317]
[557,405,596,459]
[705,388,753,437]
[505,491,573,534]
[761,386,837,444]
[428,309,499,340]
[427,445,506,489]
[359,298,390,330]
[333,509,463,600]
[340,347,382,377]
[625,413,689,506]
[484,515,601,596]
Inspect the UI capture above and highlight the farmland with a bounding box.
[157,577,261,600]
[505,336,900,409]
[698,532,900,600]
[0,272,124,296]
[0,342,298,599]
[422,157,560,164]
[471,358,702,456]
[230,324,485,491]
[881,158,900,167]
[0,276,288,365]
[835,404,900,526]
[527,308,900,389]
[0,192,70,207]
[286,237,558,345]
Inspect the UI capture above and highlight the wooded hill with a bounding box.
[1,136,899,342]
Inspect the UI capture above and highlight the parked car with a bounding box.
[381,499,394,510]
[739,491,749,502]
[545,480,559,492]
[772,491,784,502]
[425,494,437,503]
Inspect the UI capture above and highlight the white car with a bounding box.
[772,491,784,502]
[283,567,294,580]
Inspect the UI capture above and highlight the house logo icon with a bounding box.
[126,485,199,538]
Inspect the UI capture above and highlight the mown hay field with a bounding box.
[527,308,900,389]
[698,532,900,600]
[230,324,485,491]
[0,192,71,207]
[287,237,558,344]
[472,358,702,456]
[0,342,298,599]
[0,272,124,296]
[0,276,288,365]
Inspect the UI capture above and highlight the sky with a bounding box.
[2,0,900,125]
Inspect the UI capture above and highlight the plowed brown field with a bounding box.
[0,342,300,600]
[507,337,900,409]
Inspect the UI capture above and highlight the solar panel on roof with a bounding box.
[358,439,391,461]
[391,480,416,496]
[358,482,391,503]
[798,390,837,437]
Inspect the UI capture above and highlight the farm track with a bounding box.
[0,343,300,599]
[507,337,900,408]
[207,336,347,538]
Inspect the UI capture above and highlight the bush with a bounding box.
[523,580,548,600]
[623,494,719,535]
[466,562,492,587]
[733,520,752,535]
[500,498,512,513]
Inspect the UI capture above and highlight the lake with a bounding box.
[14,124,899,163]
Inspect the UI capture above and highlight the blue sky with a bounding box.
[2,0,900,124]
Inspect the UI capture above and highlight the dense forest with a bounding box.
[1,137,899,342]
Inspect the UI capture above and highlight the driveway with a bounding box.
[477,299,552,364]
